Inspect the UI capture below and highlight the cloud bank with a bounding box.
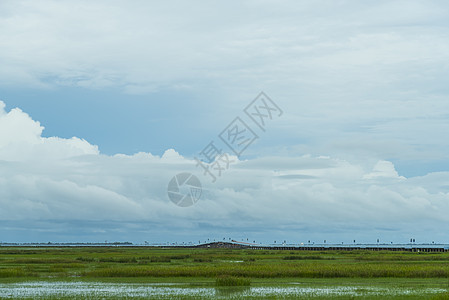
[2,0,449,177]
[1,0,449,243]
[1,101,448,243]
[1,0,448,96]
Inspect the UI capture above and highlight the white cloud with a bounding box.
[1,1,449,168]
[0,101,98,161]
[363,160,405,180]
[0,100,448,243]
[1,1,449,242]
[1,0,448,95]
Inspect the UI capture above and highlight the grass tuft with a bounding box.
[215,275,251,286]
[0,268,34,277]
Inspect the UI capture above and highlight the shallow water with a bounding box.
[0,281,446,299]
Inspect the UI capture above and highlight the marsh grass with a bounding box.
[149,256,171,263]
[431,293,449,300]
[283,255,330,260]
[0,268,35,277]
[6,258,78,264]
[215,275,251,286]
[0,247,449,280]
[82,262,449,278]
[98,257,138,263]
[193,258,212,262]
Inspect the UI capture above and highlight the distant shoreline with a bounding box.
[1,241,448,252]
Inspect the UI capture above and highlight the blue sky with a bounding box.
[1,0,449,244]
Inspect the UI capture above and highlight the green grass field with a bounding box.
[0,247,449,299]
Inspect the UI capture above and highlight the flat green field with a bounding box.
[0,247,449,299]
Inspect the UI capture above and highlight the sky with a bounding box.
[1,0,449,244]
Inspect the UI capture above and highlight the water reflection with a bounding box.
[214,286,251,297]
[0,281,446,299]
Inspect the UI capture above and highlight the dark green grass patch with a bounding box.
[215,275,251,286]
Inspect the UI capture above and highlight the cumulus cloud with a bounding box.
[1,101,448,243]
[1,0,449,181]
[2,0,449,241]
[363,160,405,180]
[0,101,98,161]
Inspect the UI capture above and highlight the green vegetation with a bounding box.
[215,275,251,286]
[0,247,448,298]
[82,261,448,278]
[431,294,449,300]
[0,247,448,279]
